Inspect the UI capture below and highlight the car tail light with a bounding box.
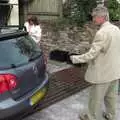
[0,74,17,94]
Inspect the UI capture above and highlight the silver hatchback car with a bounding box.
[0,27,49,119]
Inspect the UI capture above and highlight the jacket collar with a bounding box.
[101,21,110,28]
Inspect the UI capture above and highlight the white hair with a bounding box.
[92,6,109,21]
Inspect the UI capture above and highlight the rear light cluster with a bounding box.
[0,74,17,94]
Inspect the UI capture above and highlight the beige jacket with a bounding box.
[71,21,120,84]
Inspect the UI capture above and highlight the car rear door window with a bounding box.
[0,35,41,68]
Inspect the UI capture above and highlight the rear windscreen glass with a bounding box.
[0,35,41,68]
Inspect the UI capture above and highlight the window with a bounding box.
[0,35,41,68]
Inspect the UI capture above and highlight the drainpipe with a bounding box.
[8,0,19,25]
[58,0,63,18]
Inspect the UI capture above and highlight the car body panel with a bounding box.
[0,74,48,119]
[0,29,49,119]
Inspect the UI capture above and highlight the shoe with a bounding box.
[79,114,89,120]
[103,112,112,120]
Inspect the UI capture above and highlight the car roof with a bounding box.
[0,26,28,41]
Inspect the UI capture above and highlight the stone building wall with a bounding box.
[40,22,98,56]
[40,21,120,57]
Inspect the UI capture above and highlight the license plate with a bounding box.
[30,87,47,106]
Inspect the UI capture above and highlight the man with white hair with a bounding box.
[70,6,120,120]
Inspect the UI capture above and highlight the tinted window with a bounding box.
[0,35,41,68]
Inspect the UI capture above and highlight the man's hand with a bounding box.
[70,55,87,68]
[70,55,79,64]
[70,55,87,64]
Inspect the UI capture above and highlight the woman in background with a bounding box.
[24,16,42,44]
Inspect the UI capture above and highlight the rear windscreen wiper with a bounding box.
[29,53,41,61]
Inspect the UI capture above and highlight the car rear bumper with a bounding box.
[0,73,49,119]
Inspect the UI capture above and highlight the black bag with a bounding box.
[49,49,79,63]
[49,49,87,67]
[50,50,70,62]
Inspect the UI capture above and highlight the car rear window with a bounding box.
[0,35,41,68]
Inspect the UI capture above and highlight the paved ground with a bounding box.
[23,60,120,120]
[23,87,120,120]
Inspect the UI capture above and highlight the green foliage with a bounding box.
[63,0,97,26]
[108,0,120,21]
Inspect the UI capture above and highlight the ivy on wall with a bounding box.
[62,0,120,26]
[63,0,97,26]
[108,0,120,21]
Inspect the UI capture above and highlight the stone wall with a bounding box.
[40,22,98,56]
[40,21,120,57]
